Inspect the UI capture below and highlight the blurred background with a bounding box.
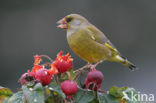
[0,0,156,96]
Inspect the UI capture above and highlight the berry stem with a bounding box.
[54,75,60,85]
[66,72,71,80]
[73,72,80,81]
[41,62,51,68]
[40,55,53,63]
[73,64,89,73]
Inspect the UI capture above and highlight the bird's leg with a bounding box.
[73,61,103,81]
[88,61,103,70]
[74,63,90,73]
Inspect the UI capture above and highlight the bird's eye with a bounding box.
[66,17,73,23]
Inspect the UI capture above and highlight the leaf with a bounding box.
[109,86,128,98]
[48,83,66,99]
[44,88,57,103]
[4,83,45,103]
[0,86,13,102]
[74,88,95,103]
[7,91,24,103]
[123,88,141,103]
[22,83,45,103]
[45,95,54,103]
[89,98,99,103]
[109,87,141,103]
[98,93,119,103]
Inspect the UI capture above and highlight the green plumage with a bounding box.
[67,27,112,63]
[58,14,136,70]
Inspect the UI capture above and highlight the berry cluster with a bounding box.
[19,51,104,102]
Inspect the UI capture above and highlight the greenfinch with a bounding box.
[57,14,136,70]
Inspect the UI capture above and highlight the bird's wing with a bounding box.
[86,25,119,54]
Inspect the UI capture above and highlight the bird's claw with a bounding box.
[88,61,102,70]
[88,64,96,70]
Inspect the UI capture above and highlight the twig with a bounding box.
[54,75,60,85]
[41,62,51,68]
[73,64,90,81]
[66,72,71,80]
[73,72,81,81]
[40,55,53,63]
[73,64,89,73]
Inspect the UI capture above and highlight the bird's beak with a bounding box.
[57,18,67,29]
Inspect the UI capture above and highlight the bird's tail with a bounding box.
[109,55,137,71]
[121,58,136,71]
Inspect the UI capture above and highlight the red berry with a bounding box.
[85,70,103,91]
[19,73,34,85]
[61,80,78,96]
[52,51,73,73]
[34,68,52,86]
[87,70,103,84]
[28,64,43,77]
[85,78,102,91]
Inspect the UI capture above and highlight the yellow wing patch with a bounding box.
[105,43,118,53]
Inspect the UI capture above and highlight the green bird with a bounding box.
[57,14,136,70]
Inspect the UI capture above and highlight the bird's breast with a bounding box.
[67,29,111,63]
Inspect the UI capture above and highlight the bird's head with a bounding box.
[57,14,89,30]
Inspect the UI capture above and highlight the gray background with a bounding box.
[0,0,156,96]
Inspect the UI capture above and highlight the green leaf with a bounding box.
[89,98,99,103]
[74,88,95,103]
[5,83,45,103]
[123,88,141,103]
[109,86,127,98]
[48,83,65,99]
[45,95,54,103]
[109,87,141,103]
[0,86,13,102]
[44,88,57,103]
[7,91,24,103]
[22,83,45,103]
[98,93,119,103]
